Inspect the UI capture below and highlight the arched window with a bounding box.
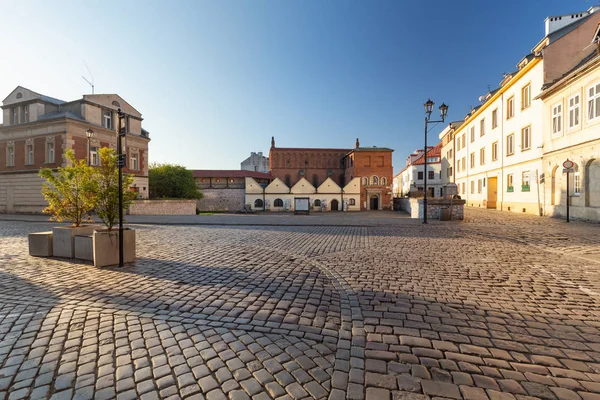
[381,177,387,186]
[314,199,321,207]
[254,199,264,208]
[274,198,283,207]
[362,177,368,186]
[312,175,319,188]
[348,198,356,205]
[371,176,379,185]
[284,175,291,187]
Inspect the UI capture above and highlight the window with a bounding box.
[26,144,34,165]
[90,146,99,166]
[522,171,531,191]
[274,198,283,207]
[462,182,465,194]
[588,82,600,120]
[470,127,475,143]
[480,119,485,136]
[348,198,356,205]
[447,167,453,177]
[507,96,514,119]
[569,94,580,128]
[362,177,368,186]
[492,108,498,129]
[456,136,461,150]
[12,108,18,124]
[457,162,460,173]
[480,148,485,165]
[417,171,423,180]
[7,145,15,166]
[492,142,498,162]
[428,171,434,180]
[470,152,475,168]
[478,179,482,194]
[552,104,562,135]
[521,126,531,150]
[46,142,55,163]
[470,180,475,194]
[130,153,139,170]
[461,157,466,171]
[461,133,466,149]
[103,110,113,130]
[314,199,321,207]
[254,199,264,208]
[371,176,379,185]
[507,174,514,192]
[23,105,29,123]
[522,84,531,109]
[574,171,581,195]
[312,175,319,188]
[447,149,453,160]
[381,177,387,186]
[506,134,515,156]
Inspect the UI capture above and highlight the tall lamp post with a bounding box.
[423,99,449,224]
[85,128,94,166]
[116,109,126,267]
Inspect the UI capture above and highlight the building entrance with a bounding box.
[369,195,379,210]
[330,199,339,211]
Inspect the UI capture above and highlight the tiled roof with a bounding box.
[271,147,352,152]
[353,146,394,152]
[541,50,598,91]
[192,170,272,179]
[37,111,85,122]
[411,142,442,165]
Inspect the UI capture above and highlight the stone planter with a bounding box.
[28,232,53,257]
[52,225,101,259]
[93,228,136,267]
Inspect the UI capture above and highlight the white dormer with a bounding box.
[545,6,600,36]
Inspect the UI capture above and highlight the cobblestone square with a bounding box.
[1,209,600,400]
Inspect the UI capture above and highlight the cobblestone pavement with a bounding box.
[1,209,600,400]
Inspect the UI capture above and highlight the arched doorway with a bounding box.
[330,199,339,211]
[369,195,379,210]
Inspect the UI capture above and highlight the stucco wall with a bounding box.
[129,200,196,215]
[197,189,244,211]
[0,172,48,213]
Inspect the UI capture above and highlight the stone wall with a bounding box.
[398,197,465,220]
[129,200,197,215]
[197,189,245,212]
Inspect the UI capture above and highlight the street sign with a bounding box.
[563,159,574,169]
[539,173,545,184]
[116,154,127,168]
[563,168,574,173]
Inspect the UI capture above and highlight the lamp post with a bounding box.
[423,99,448,224]
[116,109,126,267]
[85,128,94,166]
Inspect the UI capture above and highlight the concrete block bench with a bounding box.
[28,232,53,257]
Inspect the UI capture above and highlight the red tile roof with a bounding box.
[192,170,272,179]
[411,142,442,165]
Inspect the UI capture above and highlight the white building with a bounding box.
[394,143,443,198]
[241,151,270,173]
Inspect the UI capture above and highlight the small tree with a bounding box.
[94,147,136,231]
[148,163,202,199]
[39,149,97,227]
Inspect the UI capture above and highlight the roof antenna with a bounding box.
[82,61,94,94]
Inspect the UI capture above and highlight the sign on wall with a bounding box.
[294,197,310,214]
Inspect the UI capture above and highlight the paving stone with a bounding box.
[421,380,461,399]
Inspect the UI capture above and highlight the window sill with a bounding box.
[521,148,531,152]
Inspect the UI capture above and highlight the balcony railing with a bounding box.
[507,186,514,192]
[521,185,530,192]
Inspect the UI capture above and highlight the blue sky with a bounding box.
[0,0,591,173]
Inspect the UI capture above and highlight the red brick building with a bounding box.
[269,137,394,210]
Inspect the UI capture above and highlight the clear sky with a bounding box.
[0,0,592,174]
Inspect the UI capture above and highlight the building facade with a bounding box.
[240,152,269,173]
[394,144,444,198]
[0,86,150,213]
[194,170,272,211]
[269,137,394,210]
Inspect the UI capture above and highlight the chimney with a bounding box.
[271,136,275,148]
[355,138,360,149]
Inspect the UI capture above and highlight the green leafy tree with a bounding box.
[39,149,97,227]
[148,163,202,199]
[94,147,136,231]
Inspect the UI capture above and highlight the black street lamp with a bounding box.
[422,99,448,224]
[116,108,126,267]
[85,128,94,166]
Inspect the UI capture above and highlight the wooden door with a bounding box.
[487,177,497,208]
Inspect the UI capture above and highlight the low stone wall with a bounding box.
[397,197,465,220]
[129,200,197,215]
[197,189,244,212]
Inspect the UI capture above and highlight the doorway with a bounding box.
[487,177,497,208]
[330,199,339,211]
[369,195,379,210]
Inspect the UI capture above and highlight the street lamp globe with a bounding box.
[424,99,434,115]
[86,128,94,139]
[439,103,449,119]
